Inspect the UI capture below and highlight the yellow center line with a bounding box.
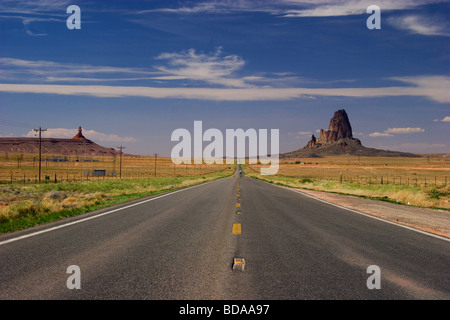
[232,223,241,234]
[236,203,241,207]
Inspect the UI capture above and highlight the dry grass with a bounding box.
[0,153,230,183]
[245,154,450,210]
[0,153,234,231]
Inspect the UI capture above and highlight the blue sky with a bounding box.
[0,0,449,156]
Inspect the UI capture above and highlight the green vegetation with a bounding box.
[0,168,234,234]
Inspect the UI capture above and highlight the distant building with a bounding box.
[93,169,106,177]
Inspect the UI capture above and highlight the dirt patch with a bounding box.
[296,188,450,239]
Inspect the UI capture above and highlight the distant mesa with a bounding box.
[0,126,119,156]
[282,109,421,158]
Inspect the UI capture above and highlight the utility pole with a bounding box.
[117,146,125,179]
[153,153,159,177]
[34,127,47,183]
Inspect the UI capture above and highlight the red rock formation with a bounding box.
[319,109,353,143]
[304,109,354,149]
[306,134,320,149]
[73,126,86,140]
[282,109,420,158]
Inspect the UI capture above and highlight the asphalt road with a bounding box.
[0,167,449,300]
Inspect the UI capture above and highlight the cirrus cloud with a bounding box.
[370,127,425,137]
[433,116,450,122]
[387,14,450,37]
[0,81,449,103]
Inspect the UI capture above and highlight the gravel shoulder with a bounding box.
[295,188,450,239]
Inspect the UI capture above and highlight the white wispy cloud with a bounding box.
[134,0,281,15]
[154,47,249,88]
[131,0,441,18]
[25,128,136,143]
[0,0,70,36]
[434,116,450,122]
[387,14,450,36]
[293,131,313,139]
[389,75,450,104]
[386,127,425,134]
[0,57,160,82]
[281,0,418,18]
[370,127,425,137]
[369,132,393,137]
[1,56,449,102]
[1,81,449,102]
[0,50,298,87]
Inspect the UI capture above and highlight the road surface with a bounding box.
[1,167,449,299]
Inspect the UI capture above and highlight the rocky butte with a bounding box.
[0,127,119,156]
[282,109,420,158]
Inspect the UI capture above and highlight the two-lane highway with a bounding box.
[0,167,449,299]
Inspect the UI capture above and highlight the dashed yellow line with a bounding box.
[232,223,242,234]
[236,203,241,207]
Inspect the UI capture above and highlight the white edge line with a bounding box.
[255,178,450,243]
[0,179,218,246]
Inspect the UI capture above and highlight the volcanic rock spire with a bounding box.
[306,109,354,149]
[320,109,353,142]
[281,108,419,158]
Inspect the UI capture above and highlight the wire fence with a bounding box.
[0,165,232,185]
[246,165,448,188]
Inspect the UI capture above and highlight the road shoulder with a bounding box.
[293,188,450,239]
